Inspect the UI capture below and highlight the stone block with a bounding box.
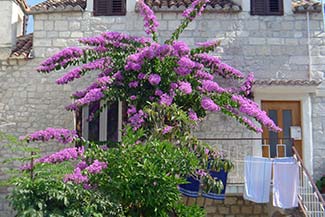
[59,32,71,38]
[34,20,44,31]
[267,38,284,45]
[230,205,240,214]
[244,20,259,30]
[206,205,217,214]
[249,38,266,45]
[168,20,181,30]
[253,205,262,214]
[69,21,81,30]
[55,21,69,31]
[281,21,294,30]
[44,21,54,31]
[218,206,230,214]
[241,206,253,214]
[71,32,84,38]
[224,197,237,205]
[163,13,177,20]
[47,31,59,38]
[33,39,52,47]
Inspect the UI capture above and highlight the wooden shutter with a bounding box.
[94,0,109,16]
[111,0,126,15]
[251,0,283,15]
[251,0,266,15]
[266,0,283,15]
[94,0,126,16]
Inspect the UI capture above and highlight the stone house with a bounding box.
[1,0,325,216]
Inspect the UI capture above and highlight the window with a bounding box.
[251,0,283,16]
[75,101,127,142]
[93,0,126,16]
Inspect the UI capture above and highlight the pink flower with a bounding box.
[155,90,163,96]
[201,97,220,112]
[159,94,173,106]
[188,109,199,121]
[178,81,192,94]
[129,81,139,88]
[196,169,208,177]
[127,105,137,115]
[21,128,78,144]
[182,0,210,21]
[85,160,107,174]
[138,0,159,35]
[138,73,146,80]
[130,95,137,100]
[200,80,224,93]
[64,168,88,184]
[148,74,161,85]
[162,125,173,134]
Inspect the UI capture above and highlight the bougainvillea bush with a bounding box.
[6,0,280,216]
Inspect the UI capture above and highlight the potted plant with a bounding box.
[178,147,234,200]
[201,158,233,200]
[316,175,325,194]
[179,175,201,198]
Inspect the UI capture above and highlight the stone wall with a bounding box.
[311,94,325,180]
[33,11,325,81]
[1,5,325,216]
[0,58,77,216]
[182,196,268,217]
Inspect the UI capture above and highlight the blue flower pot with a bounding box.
[202,169,228,200]
[179,176,200,198]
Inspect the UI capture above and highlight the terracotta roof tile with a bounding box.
[292,0,322,13]
[31,0,241,13]
[10,33,33,59]
[254,79,321,86]
[143,0,242,12]
[30,0,86,13]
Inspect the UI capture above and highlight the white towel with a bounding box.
[273,157,299,209]
[244,156,273,203]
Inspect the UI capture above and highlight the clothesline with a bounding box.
[233,159,299,165]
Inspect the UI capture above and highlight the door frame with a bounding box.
[254,89,313,174]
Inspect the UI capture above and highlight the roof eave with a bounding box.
[136,2,242,13]
[29,6,84,14]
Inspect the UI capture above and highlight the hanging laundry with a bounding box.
[273,157,299,209]
[244,156,273,203]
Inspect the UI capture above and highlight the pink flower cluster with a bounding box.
[178,81,192,94]
[195,53,244,79]
[20,147,84,171]
[231,95,281,132]
[64,167,89,184]
[240,72,254,96]
[20,128,78,144]
[201,97,220,112]
[37,147,85,164]
[199,80,224,93]
[162,125,173,134]
[196,40,219,49]
[182,0,210,21]
[37,47,84,73]
[175,57,196,76]
[148,74,161,85]
[79,32,151,48]
[188,109,199,121]
[67,88,105,110]
[34,0,280,134]
[64,159,107,185]
[138,0,159,35]
[56,57,111,85]
[128,109,147,130]
[85,160,108,174]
